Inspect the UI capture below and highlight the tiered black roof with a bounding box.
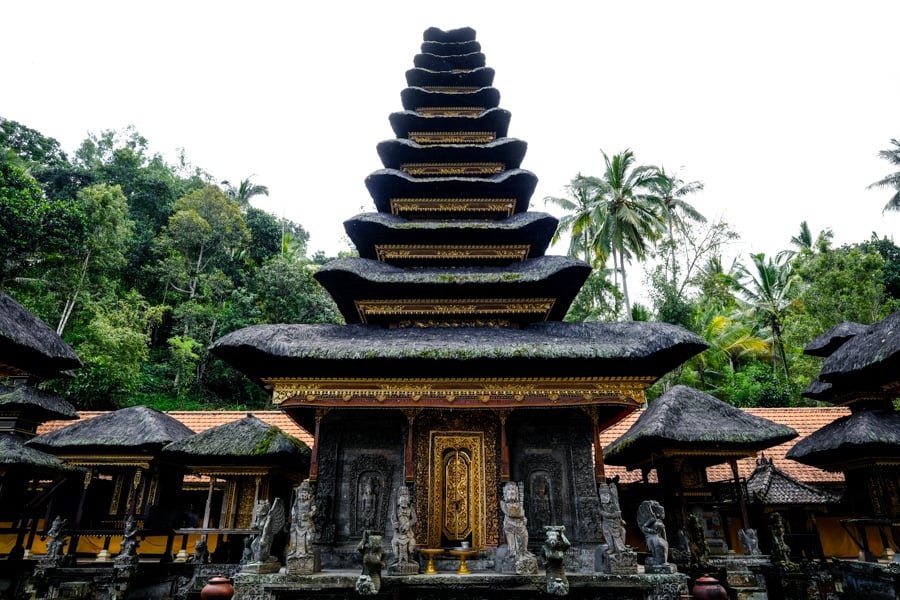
[0,293,81,378]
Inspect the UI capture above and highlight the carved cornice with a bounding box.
[354,298,555,324]
[374,244,529,263]
[59,455,153,469]
[408,131,495,144]
[389,198,516,217]
[416,107,484,117]
[187,466,271,477]
[401,162,504,176]
[420,86,480,93]
[265,376,652,408]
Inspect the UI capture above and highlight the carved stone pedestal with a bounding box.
[286,552,321,575]
[241,558,282,574]
[389,560,420,575]
[646,563,678,574]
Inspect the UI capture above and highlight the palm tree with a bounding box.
[867,139,900,213]
[689,307,770,389]
[734,252,799,380]
[544,175,602,265]
[579,150,666,318]
[221,176,269,210]
[790,221,833,254]
[647,168,705,285]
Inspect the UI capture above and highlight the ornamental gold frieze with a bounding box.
[401,162,505,176]
[265,376,652,408]
[354,298,555,323]
[417,107,484,117]
[389,198,516,217]
[408,131,495,144]
[374,244,529,263]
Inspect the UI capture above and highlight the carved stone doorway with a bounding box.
[427,431,486,549]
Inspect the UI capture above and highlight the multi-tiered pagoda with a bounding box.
[212,26,705,570]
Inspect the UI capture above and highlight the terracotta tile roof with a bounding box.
[38,410,313,447]
[600,406,849,486]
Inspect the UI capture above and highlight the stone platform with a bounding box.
[234,570,688,600]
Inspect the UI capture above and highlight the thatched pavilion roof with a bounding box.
[0,293,81,378]
[785,407,900,470]
[819,311,900,388]
[162,414,309,468]
[27,405,193,453]
[0,434,78,474]
[604,385,797,469]
[803,321,869,358]
[0,382,78,423]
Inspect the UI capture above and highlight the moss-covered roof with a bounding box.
[162,414,309,467]
[0,382,78,423]
[785,407,900,470]
[0,434,78,473]
[27,405,193,452]
[376,137,526,172]
[803,321,869,357]
[819,311,900,387]
[604,385,797,469]
[0,293,81,378]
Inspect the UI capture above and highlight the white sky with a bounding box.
[6,1,900,280]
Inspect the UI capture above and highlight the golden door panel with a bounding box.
[428,432,485,549]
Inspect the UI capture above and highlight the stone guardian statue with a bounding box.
[596,480,637,574]
[389,485,418,574]
[637,500,676,573]
[243,498,286,573]
[355,530,385,595]
[542,525,571,596]
[287,479,320,574]
[499,481,538,575]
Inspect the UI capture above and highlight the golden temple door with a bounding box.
[427,432,486,549]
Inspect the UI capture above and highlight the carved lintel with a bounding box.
[375,244,529,263]
[401,162,504,176]
[389,198,517,218]
[416,107,484,117]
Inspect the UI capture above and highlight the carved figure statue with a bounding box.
[738,528,761,555]
[501,481,529,557]
[598,481,628,554]
[190,538,209,564]
[637,500,672,571]
[542,525,571,596]
[359,477,379,531]
[356,530,385,595]
[390,485,417,567]
[288,479,317,558]
[43,515,67,558]
[768,512,798,571]
[685,513,710,570]
[249,498,286,564]
[119,515,139,557]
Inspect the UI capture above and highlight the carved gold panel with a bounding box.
[429,432,485,548]
[354,298,555,324]
[417,107,484,117]
[401,162,504,176]
[374,244,529,263]
[408,131,495,144]
[389,198,516,218]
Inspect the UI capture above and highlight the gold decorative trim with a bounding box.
[266,376,652,408]
[61,456,152,469]
[417,107,484,117]
[402,162,504,176]
[375,244,529,262]
[420,86,480,93]
[354,298,555,324]
[409,131,495,144]
[390,198,516,217]
[109,474,124,515]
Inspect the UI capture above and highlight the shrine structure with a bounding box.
[211,25,706,577]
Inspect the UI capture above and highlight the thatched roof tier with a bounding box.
[27,405,193,453]
[364,169,537,219]
[209,321,707,382]
[314,255,590,325]
[424,27,477,44]
[0,293,81,378]
[803,321,869,357]
[401,87,500,112]
[819,311,900,390]
[745,458,839,506]
[0,434,78,474]
[389,107,509,140]
[0,382,78,423]
[343,212,558,266]
[801,379,835,402]
[414,52,485,72]
[404,67,494,89]
[162,415,309,468]
[420,40,482,56]
[376,138,526,173]
[603,385,797,469]
[785,407,900,470]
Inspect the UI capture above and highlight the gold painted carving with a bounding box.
[389,198,516,217]
[354,298,555,324]
[402,162,504,176]
[109,474,124,515]
[429,432,484,548]
[409,131,495,144]
[417,107,484,117]
[266,376,651,409]
[397,319,512,328]
[375,244,529,263]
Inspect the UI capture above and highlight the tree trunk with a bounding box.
[620,251,632,319]
[56,250,92,336]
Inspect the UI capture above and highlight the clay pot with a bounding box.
[692,574,727,600]
[200,576,234,600]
